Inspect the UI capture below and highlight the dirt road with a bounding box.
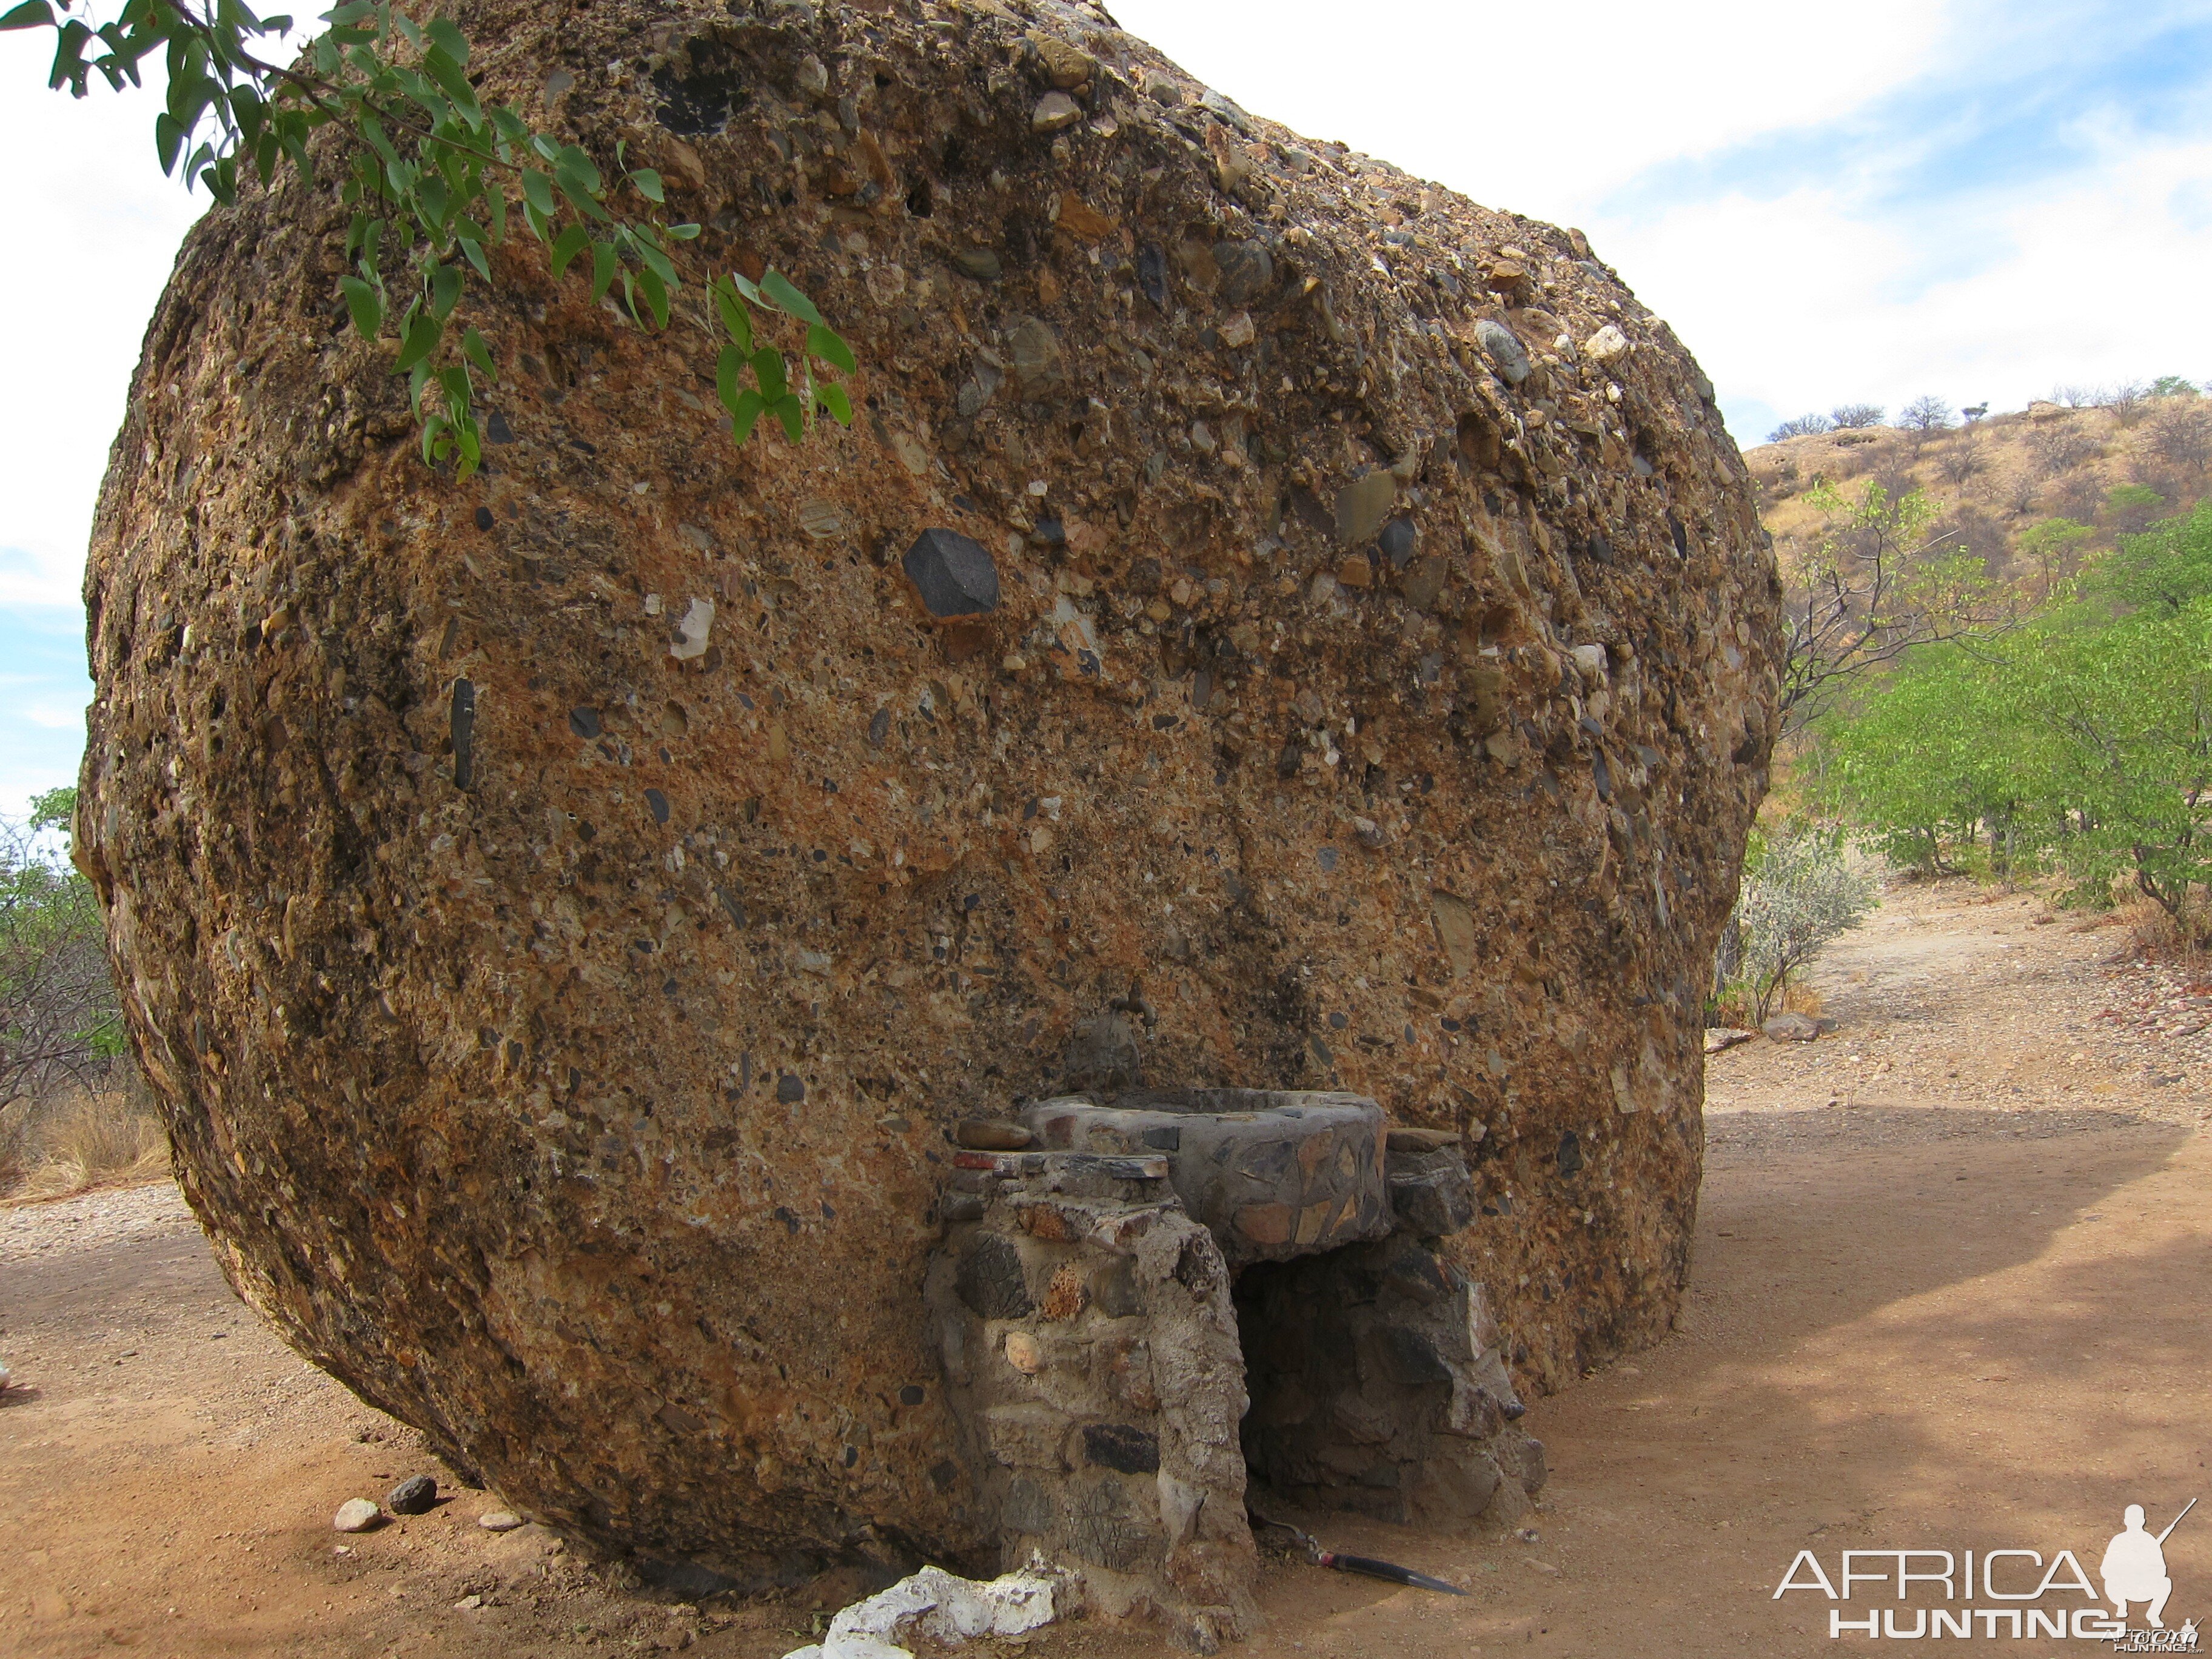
[6,880,2210,1657]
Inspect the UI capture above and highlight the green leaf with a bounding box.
[423,15,467,63]
[806,323,856,374]
[153,110,183,174]
[520,168,555,219]
[711,276,752,353]
[338,275,384,338]
[458,235,490,280]
[1,1,55,31]
[629,168,663,203]
[773,394,805,441]
[727,388,766,444]
[427,260,462,320]
[549,222,590,279]
[716,343,744,414]
[460,326,494,377]
[817,382,853,426]
[667,222,701,240]
[636,264,669,330]
[634,238,677,292]
[392,308,443,373]
[751,346,788,403]
[760,268,823,324]
[591,240,618,303]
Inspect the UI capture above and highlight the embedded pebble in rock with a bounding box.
[1030,91,1081,132]
[386,1475,438,1516]
[902,529,1000,617]
[333,1498,381,1533]
[79,0,1775,1601]
[1473,317,1532,384]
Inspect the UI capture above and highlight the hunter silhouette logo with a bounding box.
[2105,1501,2191,1628]
[1772,1497,2199,1644]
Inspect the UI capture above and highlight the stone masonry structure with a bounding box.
[927,1092,1540,1643]
[76,0,1778,1613]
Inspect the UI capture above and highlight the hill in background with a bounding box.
[1744,391,2212,602]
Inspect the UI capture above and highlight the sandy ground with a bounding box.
[5,877,2210,1657]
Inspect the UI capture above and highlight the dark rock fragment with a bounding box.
[902,530,999,617]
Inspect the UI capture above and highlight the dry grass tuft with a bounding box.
[0,1072,169,1202]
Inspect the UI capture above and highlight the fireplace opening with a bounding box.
[1236,1235,1531,1527]
[925,1088,1544,1646]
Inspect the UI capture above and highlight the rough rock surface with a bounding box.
[77,0,1778,1590]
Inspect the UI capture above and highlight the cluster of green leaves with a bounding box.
[1818,501,2212,925]
[10,0,854,475]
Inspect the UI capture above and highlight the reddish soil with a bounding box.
[5,879,2208,1657]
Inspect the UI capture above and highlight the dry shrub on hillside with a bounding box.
[1937,434,1984,486]
[2145,401,2212,477]
[2029,423,2103,478]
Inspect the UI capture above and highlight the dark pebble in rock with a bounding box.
[569,707,601,739]
[474,507,495,532]
[1474,319,1530,384]
[902,529,1000,618]
[484,409,515,444]
[777,1073,805,1104]
[1137,243,1168,309]
[868,708,892,748]
[1379,517,1417,568]
[1213,240,1274,306]
[387,1474,438,1515]
[645,789,670,825]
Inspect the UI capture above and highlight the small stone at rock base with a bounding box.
[478,1510,524,1532]
[1762,1012,1820,1043]
[1003,1332,1044,1374]
[1703,1027,1757,1054]
[1031,91,1082,132]
[333,1498,381,1532]
[454,1594,484,1612]
[386,1474,438,1515]
[1387,1127,1461,1154]
[954,1120,1034,1150]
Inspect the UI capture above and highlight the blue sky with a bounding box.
[7,1,2212,813]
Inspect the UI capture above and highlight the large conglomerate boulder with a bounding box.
[78,0,1779,1598]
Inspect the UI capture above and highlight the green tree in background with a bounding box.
[1822,503,2212,930]
[0,788,123,1120]
[5,0,851,473]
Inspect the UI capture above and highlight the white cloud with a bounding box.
[1612,129,2212,434]
[0,36,205,609]
[1105,0,1955,221]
